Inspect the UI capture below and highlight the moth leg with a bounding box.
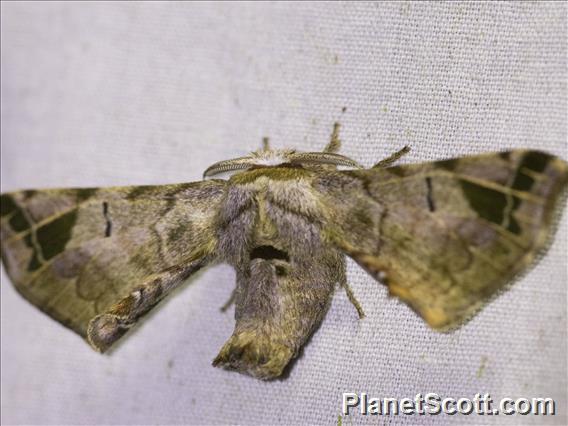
[220,287,237,312]
[262,137,270,151]
[87,258,207,352]
[341,280,366,319]
[372,146,411,168]
[323,122,342,153]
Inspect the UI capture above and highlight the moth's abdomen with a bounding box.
[214,176,342,379]
[213,246,341,379]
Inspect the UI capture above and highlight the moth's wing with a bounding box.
[316,151,568,329]
[1,180,226,346]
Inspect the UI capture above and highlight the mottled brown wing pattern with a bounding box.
[317,150,567,329]
[0,180,226,347]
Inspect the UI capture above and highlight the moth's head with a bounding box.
[203,137,362,178]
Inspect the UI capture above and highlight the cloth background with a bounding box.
[1,2,566,425]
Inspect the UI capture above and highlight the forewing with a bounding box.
[316,151,568,329]
[1,180,226,339]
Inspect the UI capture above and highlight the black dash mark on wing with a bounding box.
[102,202,112,237]
[250,245,290,261]
[425,177,435,212]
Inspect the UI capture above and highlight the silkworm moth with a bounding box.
[1,123,566,379]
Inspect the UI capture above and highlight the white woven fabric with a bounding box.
[1,2,566,425]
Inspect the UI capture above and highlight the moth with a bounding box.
[1,123,567,380]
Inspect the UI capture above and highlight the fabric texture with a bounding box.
[1,2,566,424]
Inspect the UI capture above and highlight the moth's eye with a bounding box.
[275,265,287,276]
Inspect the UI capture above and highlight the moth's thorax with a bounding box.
[217,171,326,262]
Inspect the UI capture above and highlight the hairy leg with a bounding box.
[324,122,342,153]
[342,280,366,319]
[372,146,411,168]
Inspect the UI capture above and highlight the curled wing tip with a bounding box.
[87,313,127,353]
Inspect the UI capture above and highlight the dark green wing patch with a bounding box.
[36,210,78,263]
[459,179,509,230]
[1,194,19,217]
